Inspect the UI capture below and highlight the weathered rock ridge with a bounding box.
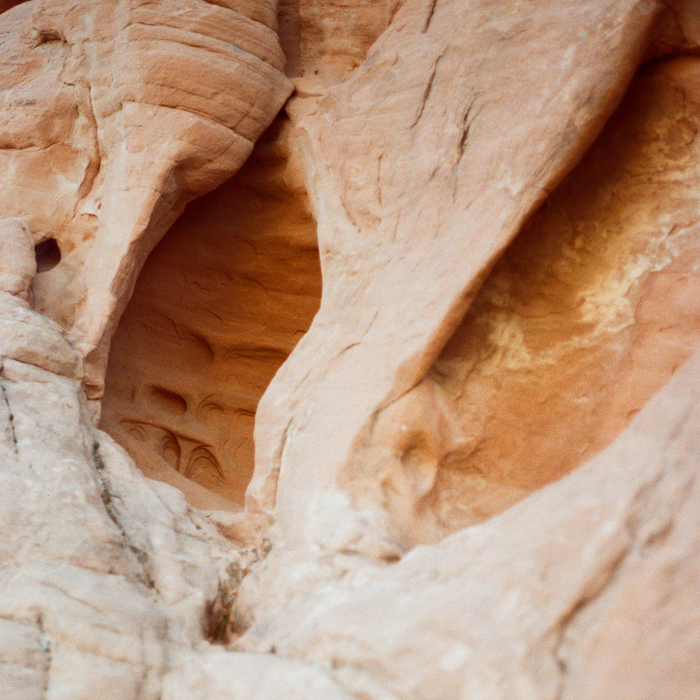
[1,0,700,698]
[0,0,291,396]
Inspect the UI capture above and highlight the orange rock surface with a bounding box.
[399,56,700,538]
[101,118,322,510]
[1,0,700,698]
[0,0,291,395]
[250,0,687,554]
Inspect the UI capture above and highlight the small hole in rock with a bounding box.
[35,238,61,273]
[35,29,65,45]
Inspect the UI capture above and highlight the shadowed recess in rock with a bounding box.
[358,55,700,544]
[100,117,322,511]
[34,238,61,273]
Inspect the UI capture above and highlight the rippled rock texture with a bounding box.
[2,0,700,698]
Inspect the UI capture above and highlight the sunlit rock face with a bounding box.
[0,0,291,395]
[1,1,700,699]
[246,0,700,556]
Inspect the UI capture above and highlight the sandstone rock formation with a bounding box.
[0,0,291,397]
[101,117,322,512]
[249,0,700,556]
[2,0,700,698]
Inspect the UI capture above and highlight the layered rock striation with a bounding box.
[1,0,700,698]
[0,0,291,395]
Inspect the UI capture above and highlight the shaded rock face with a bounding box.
[98,0,390,513]
[2,1,700,699]
[387,56,700,538]
[101,118,322,510]
[278,0,399,82]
